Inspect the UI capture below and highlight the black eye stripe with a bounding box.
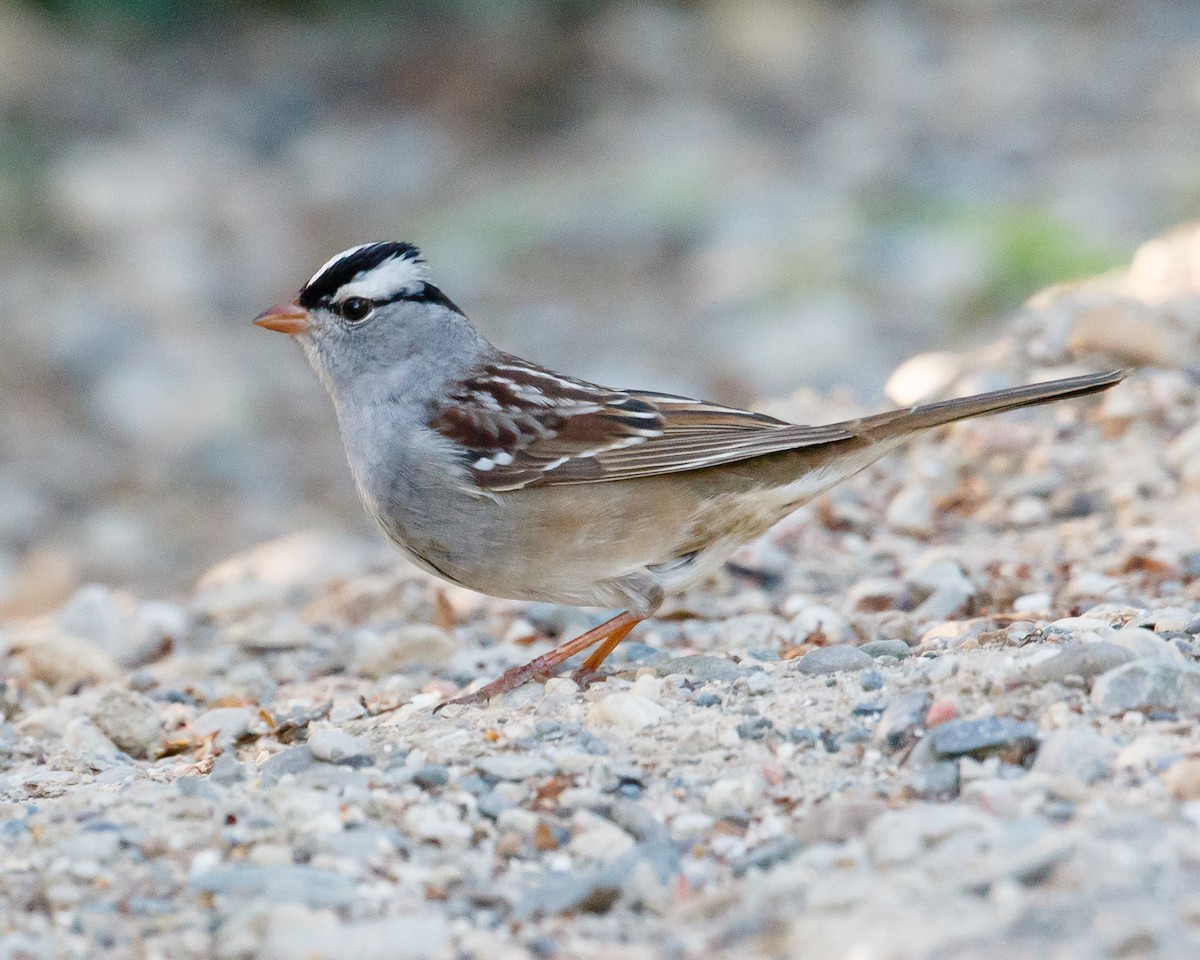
[324,282,465,319]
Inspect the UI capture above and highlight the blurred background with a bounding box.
[1,0,1197,615]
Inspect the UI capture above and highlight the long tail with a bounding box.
[848,369,1125,439]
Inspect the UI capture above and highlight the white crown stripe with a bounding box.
[336,255,431,301]
[307,243,376,288]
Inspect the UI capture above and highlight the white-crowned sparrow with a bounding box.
[254,241,1123,706]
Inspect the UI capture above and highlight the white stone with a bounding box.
[307,729,372,763]
[704,776,764,818]
[568,821,635,862]
[586,693,668,734]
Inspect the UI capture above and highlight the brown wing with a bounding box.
[429,355,826,492]
[431,357,1123,492]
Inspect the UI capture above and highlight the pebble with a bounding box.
[350,624,455,678]
[412,765,450,789]
[795,645,873,675]
[859,639,911,660]
[656,655,741,682]
[307,729,374,765]
[586,693,668,733]
[886,484,935,537]
[1022,642,1136,685]
[193,707,254,744]
[1108,625,1185,663]
[1032,728,1116,784]
[91,689,163,759]
[928,717,1038,761]
[1163,758,1200,800]
[788,603,855,644]
[260,746,318,785]
[189,866,356,908]
[859,669,884,691]
[906,560,976,622]
[477,754,554,781]
[1091,661,1200,715]
[568,822,635,861]
[872,691,932,751]
[704,776,764,818]
[258,904,449,960]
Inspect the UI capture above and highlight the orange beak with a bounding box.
[253,299,311,335]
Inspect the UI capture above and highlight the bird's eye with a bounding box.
[339,297,373,323]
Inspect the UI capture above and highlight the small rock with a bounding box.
[62,716,121,757]
[1109,626,1185,663]
[193,707,254,745]
[1022,642,1136,685]
[307,729,373,765]
[925,698,958,727]
[260,746,317,785]
[402,802,471,846]
[91,689,163,759]
[788,603,854,644]
[907,561,976,622]
[259,905,450,960]
[412,765,450,789]
[740,671,774,695]
[351,624,455,678]
[734,837,803,876]
[655,655,741,682]
[859,639,911,660]
[1032,728,1116,784]
[569,822,635,862]
[704,776,764,818]
[1163,758,1200,800]
[1091,661,1200,715]
[586,693,668,733]
[795,645,872,675]
[860,669,884,691]
[886,484,935,537]
[872,691,932,751]
[477,754,554,781]
[189,866,355,908]
[928,717,1038,762]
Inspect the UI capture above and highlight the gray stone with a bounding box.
[907,560,976,622]
[655,655,742,682]
[734,837,803,877]
[795,645,873,675]
[476,791,516,820]
[928,717,1038,760]
[1023,643,1136,685]
[1032,728,1116,784]
[859,639,911,660]
[477,753,553,780]
[1091,661,1200,715]
[193,707,253,744]
[259,746,317,785]
[412,765,450,789]
[259,908,450,960]
[307,729,373,765]
[91,690,163,759]
[189,865,355,908]
[872,691,933,751]
[860,669,884,691]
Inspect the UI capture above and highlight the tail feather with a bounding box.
[847,369,1125,439]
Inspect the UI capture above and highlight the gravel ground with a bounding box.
[3,227,1200,958]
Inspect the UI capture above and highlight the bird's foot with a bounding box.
[434,610,643,711]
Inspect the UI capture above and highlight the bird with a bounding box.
[253,241,1123,708]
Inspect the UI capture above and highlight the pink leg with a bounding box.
[438,611,643,710]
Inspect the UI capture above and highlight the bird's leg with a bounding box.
[569,619,642,688]
[438,611,643,710]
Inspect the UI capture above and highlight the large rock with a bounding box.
[1091,661,1200,715]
